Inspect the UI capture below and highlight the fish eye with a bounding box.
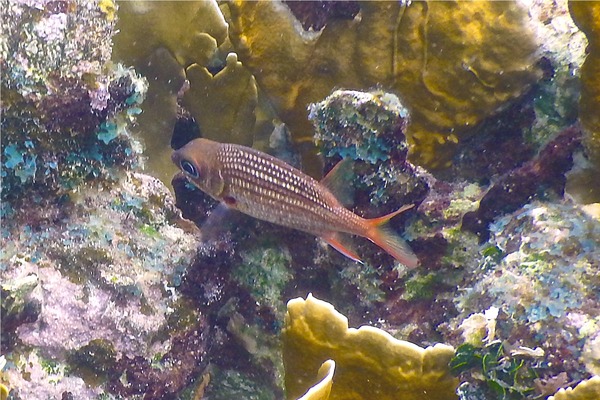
[180,160,199,179]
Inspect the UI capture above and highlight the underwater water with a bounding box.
[2,1,600,399]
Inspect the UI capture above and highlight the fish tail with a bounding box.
[365,205,419,268]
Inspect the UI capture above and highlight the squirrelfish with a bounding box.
[172,138,418,268]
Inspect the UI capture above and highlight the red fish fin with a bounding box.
[320,159,354,207]
[321,232,363,264]
[366,205,419,268]
[368,204,414,226]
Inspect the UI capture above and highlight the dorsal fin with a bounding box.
[320,159,354,207]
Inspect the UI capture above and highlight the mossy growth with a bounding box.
[203,367,276,400]
[403,272,439,301]
[67,339,117,387]
[1,67,146,208]
[310,90,409,165]
[441,227,482,270]
[337,262,385,306]
[50,246,112,285]
[233,244,292,318]
[1,274,41,345]
[309,90,423,206]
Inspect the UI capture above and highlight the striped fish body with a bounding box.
[172,138,418,268]
[219,144,366,236]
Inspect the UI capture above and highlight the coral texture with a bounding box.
[569,1,600,167]
[283,294,458,400]
[1,172,200,399]
[227,0,541,168]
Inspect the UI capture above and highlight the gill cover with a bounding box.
[172,139,225,198]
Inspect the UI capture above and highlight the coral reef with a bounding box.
[113,0,260,185]
[1,0,147,212]
[183,52,258,146]
[0,172,200,399]
[451,200,600,396]
[283,294,458,400]
[113,1,228,69]
[309,89,428,220]
[303,82,598,398]
[462,125,582,241]
[2,0,114,91]
[549,376,600,400]
[227,0,541,169]
[569,1,600,168]
[3,0,600,397]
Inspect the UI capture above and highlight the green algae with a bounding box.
[403,272,439,301]
[205,367,276,400]
[67,339,117,387]
[234,245,292,317]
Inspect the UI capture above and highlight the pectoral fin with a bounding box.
[321,232,363,264]
[201,203,238,242]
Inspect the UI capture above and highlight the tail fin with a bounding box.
[365,205,419,268]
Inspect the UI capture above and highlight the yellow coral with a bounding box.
[569,1,600,169]
[548,376,600,400]
[98,0,116,21]
[226,0,540,169]
[114,1,227,68]
[283,294,458,400]
[113,1,260,185]
[297,360,335,400]
[183,52,258,145]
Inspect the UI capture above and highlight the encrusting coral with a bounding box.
[0,172,201,399]
[282,294,458,400]
[1,0,147,210]
[227,0,541,169]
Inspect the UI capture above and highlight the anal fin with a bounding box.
[321,231,363,264]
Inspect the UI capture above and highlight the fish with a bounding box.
[172,138,419,268]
